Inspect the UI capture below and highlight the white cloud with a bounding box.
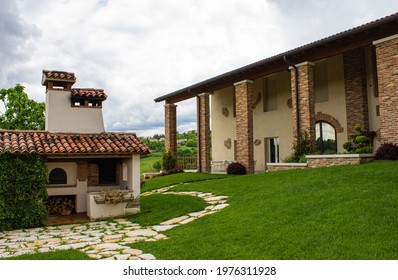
[1,0,398,136]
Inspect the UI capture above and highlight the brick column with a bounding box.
[290,62,316,141]
[344,48,369,135]
[197,93,211,172]
[164,103,177,157]
[374,35,398,144]
[234,80,254,174]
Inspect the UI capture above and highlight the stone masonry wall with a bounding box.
[197,93,211,172]
[375,36,398,144]
[290,62,315,142]
[164,103,177,157]
[234,80,254,174]
[344,48,369,135]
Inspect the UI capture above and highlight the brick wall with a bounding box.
[375,35,398,144]
[197,93,211,172]
[290,62,315,141]
[344,48,369,135]
[234,80,254,174]
[164,103,177,156]
[88,163,99,186]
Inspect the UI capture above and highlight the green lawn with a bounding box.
[140,155,161,174]
[133,161,398,259]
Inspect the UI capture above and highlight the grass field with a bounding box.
[133,161,398,259]
[140,155,161,174]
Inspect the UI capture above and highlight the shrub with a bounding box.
[343,125,374,154]
[0,152,48,231]
[161,150,177,171]
[375,143,398,160]
[227,162,246,175]
[152,161,161,171]
[291,131,315,162]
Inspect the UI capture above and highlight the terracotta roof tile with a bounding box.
[0,130,150,155]
[42,70,76,81]
[71,88,108,100]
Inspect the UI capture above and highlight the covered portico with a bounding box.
[155,13,398,174]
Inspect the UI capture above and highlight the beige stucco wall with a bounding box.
[314,54,348,153]
[211,54,353,172]
[252,71,293,171]
[45,89,105,133]
[211,86,236,162]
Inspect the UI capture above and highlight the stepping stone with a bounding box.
[122,237,147,243]
[126,229,157,237]
[93,243,125,250]
[179,217,196,225]
[212,203,229,210]
[103,234,123,241]
[154,234,168,240]
[122,248,142,255]
[139,253,156,260]
[189,211,207,217]
[115,254,130,260]
[160,215,189,225]
[151,225,177,232]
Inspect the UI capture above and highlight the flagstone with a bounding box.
[139,253,156,260]
[126,229,157,237]
[212,203,229,210]
[151,224,177,232]
[122,248,142,255]
[160,215,189,225]
[179,217,196,225]
[115,254,130,260]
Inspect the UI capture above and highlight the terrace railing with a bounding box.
[177,157,198,170]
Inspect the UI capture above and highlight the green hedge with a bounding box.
[0,152,48,231]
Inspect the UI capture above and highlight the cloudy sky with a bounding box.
[1,0,398,136]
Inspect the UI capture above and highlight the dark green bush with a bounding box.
[152,161,161,171]
[227,162,246,175]
[161,150,177,171]
[0,152,48,231]
[375,143,398,160]
[343,125,374,154]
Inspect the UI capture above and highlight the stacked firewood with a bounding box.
[46,196,75,215]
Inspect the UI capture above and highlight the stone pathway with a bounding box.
[0,185,229,260]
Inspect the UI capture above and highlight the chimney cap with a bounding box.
[42,70,76,87]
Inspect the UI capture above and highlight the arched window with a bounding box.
[49,168,67,184]
[316,121,337,154]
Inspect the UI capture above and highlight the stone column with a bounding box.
[344,48,369,135]
[234,80,254,174]
[374,35,398,144]
[290,62,316,142]
[164,103,177,157]
[197,93,211,172]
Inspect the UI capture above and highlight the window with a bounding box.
[316,122,337,154]
[49,168,67,184]
[265,137,280,163]
[263,77,278,112]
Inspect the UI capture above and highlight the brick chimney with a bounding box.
[42,70,107,133]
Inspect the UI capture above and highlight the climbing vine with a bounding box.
[0,152,48,231]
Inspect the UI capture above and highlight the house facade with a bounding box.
[0,70,150,219]
[155,13,398,173]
